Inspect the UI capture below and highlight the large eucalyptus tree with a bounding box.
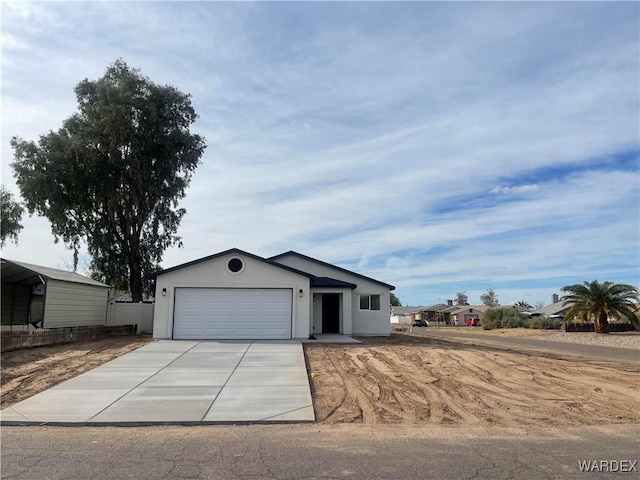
[11,60,206,301]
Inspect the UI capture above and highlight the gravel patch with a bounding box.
[540,331,640,350]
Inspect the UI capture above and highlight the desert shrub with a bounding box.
[482,307,529,330]
[529,316,563,330]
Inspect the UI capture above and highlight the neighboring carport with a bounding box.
[1,258,110,330]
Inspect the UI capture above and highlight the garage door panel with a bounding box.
[173,288,292,340]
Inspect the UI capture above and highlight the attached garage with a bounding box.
[173,288,293,340]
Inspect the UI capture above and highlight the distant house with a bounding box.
[1,258,110,331]
[449,305,489,326]
[400,303,489,326]
[390,306,424,324]
[412,303,450,323]
[411,303,467,325]
[530,300,570,319]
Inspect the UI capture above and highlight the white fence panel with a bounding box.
[107,302,154,334]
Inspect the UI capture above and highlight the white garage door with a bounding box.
[173,288,292,340]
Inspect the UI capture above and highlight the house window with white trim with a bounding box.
[359,294,381,311]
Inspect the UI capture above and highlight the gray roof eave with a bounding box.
[154,248,316,279]
[269,251,395,290]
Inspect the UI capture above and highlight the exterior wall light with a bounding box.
[162,288,167,296]
[299,289,304,298]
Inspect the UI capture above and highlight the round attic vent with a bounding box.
[227,257,243,273]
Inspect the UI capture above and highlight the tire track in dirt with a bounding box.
[357,353,423,423]
[304,335,640,427]
[370,349,459,424]
[327,349,378,424]
[481,350,639,423]
[375,348,538,426]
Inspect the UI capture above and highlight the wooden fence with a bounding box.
[1,325,136,353]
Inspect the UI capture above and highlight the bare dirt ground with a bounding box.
[437,327,556,337]
[1,336,151,408]
[305,333,640,427]
[395,326,556,337]
[2,333,638,430]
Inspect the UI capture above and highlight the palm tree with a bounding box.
[560,281,639,333]
[514,300,533,310]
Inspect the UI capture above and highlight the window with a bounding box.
[359,294,381,311]
[359,295,369,310]
[227,257,244,273]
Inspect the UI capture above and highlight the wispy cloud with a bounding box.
[490,185,539,195]
[1,2,638,306]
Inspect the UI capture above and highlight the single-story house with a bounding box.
[153,248,395,340]
[1,258,110,330]
[449,305,488,326]
[390,306,424,324]
[405,303,487,325]
[411,303,451,323]
[530,300,570,318]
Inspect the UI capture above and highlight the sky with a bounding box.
[1,1,639,308]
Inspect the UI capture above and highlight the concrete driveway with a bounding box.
[1,340,314,425]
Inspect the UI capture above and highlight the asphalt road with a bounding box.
[416,328,640,363]
[2,424,639,479]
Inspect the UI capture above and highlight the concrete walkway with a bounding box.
[303,333,362,344]
[1,340,314,425]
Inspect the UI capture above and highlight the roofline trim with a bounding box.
[269,251,396,290]
[311,277,358,289]
[154,248,316,279]
[1,258,110,288]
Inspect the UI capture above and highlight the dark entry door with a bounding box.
[322,294,340,333]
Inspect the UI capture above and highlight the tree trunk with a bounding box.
[129,260,143,303]
[128,236,143,303]
[595,311,610,334]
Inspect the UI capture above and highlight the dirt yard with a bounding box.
[434,327,556,337]
[2,333,638,429]
[305,333,640,427]
[1,336,151,408]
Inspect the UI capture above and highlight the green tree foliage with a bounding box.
[514,300,533,310]
[480,288,500,307]
[482,307,528,330]
[528,315,562,330]
[561,280,639,333]
[11,60,206,301]
[455,291,469,305]
[0,185,24,247]
[390,292,402,306]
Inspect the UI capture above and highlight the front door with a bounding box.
[322,294,340,333]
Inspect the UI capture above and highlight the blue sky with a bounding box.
[1,1,639,307]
